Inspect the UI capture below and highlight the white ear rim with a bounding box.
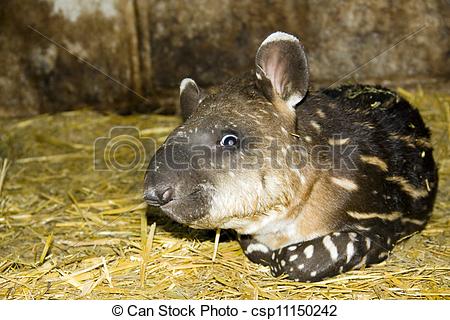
[256,32,308,109]
[260,31,300,47]
[180,78,197,94]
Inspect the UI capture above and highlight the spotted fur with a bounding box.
[237,83,438,281]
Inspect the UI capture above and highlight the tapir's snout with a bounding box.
[143,140,211,226]
[143,146,177,207]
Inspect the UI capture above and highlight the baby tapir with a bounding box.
[144,32,438,282]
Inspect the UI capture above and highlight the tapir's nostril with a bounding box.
[144,186,174,206]
[160,187,174,204]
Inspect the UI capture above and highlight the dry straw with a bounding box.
[0,89,448,299]
[0,158,10,197]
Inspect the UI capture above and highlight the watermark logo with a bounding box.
[93,126,156,172]
[94,127,358,172]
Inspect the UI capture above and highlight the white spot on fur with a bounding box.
[339,266,344,273]
[378,252,388,259]
[256,72,262,80]
[365,238,371,250]
[331,177,359,191]
[288,246,297,251]
[349,232,357,241]
[271,252,276,259]
[401,217,426,225]
[333,232,341,237]
[310,271,317,277]
[328,137,350,145]
[346,242,354,263]
[281,260,286,267]
[316,109,326,118]
[304,136,312,143]
[360,155,388,172]
[281,127,288,136]
[310,120,321,132]
[347,211,402,221]
[288,254,298,262]
[304,245,314,258]
[386,176,428,199]
[246,243,269,254]
[298,264,305,270]
[322,235,338,261]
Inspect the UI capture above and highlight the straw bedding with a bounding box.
[0,88,448,299]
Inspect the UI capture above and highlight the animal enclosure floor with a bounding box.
[0,88,449,299]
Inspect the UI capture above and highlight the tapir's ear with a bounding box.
[179,78,201,121]
[255,32,309,110]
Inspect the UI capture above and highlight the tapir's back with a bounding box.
[295,84,438,238]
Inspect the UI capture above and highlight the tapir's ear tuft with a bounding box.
[255,32,309,110]
[179,78,200,121]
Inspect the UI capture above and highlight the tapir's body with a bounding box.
[144,32,437,281]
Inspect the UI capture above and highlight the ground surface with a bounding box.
[0,88,448,299]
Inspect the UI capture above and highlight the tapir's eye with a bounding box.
[220,134,239,147]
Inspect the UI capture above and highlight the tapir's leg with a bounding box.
[237,234,273,266]
[270,229,395,282]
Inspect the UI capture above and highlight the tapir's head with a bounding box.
[144,32,310,233]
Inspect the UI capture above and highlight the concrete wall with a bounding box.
[0,0,449,117]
